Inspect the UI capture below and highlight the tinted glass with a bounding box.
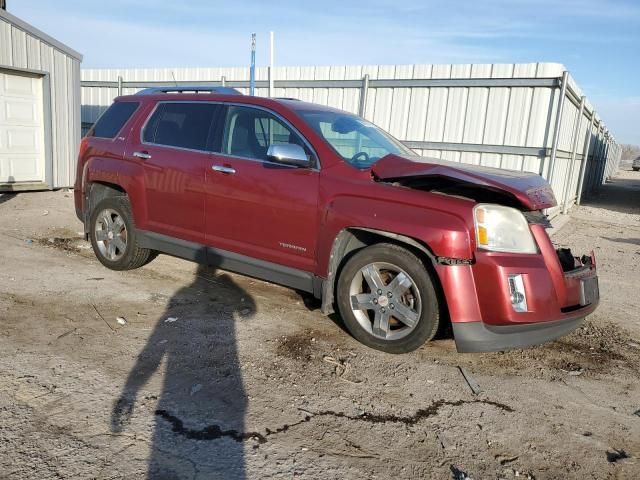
[297,110,414,168]
[91,102,139,139]
[221,105,312,162]
[144,102,217,151]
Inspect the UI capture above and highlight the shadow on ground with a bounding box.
[0,193,17,205]
[581,168,640,215]
[601,237,640,247]
[112,255,256,479]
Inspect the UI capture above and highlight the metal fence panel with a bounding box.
[80,63,620,216]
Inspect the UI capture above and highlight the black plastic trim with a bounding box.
[138,230,316,293]
[452,314,589,353]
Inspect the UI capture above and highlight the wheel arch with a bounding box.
[84,181,128,235]
[320,227,445,316]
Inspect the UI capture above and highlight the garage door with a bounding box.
[0,71,46,184]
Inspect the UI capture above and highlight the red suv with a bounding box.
[74,87,599,354]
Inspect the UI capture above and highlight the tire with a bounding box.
[89,196,156,270]
[633,167,640,172]
[336,243,440,354]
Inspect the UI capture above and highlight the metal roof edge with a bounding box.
[0,9,83,61]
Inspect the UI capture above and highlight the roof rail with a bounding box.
[136,86,242,96]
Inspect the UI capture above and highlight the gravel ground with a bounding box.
[0,169,639,479]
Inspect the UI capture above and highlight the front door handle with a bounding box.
[133,151,152,160]
[212,165,236,174]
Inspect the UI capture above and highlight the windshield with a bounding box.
[297,110,415,168]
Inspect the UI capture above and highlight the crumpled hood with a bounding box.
[371,154,557,210]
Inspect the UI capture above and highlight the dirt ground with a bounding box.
[0,169,639,480]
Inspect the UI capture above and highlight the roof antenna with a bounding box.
[170,71,177,87]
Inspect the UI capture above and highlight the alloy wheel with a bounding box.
[94,208,127,261]
[348,262,422,341]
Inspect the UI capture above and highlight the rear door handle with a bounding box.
[133,151,152,160]
[212,165,236,174]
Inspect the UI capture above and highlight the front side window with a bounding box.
[91,102,139,139]
[221,105,313,162]
[297,110,414,168]
[143,102,217,151]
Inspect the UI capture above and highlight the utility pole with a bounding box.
[249,33,256,96]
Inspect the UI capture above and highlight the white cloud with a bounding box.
[9,0,639,144]
[11,3,510,67]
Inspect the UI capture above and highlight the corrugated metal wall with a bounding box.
[81,63,621,216]
[0,10,82,188]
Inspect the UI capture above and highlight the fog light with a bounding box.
[508,274,528,312]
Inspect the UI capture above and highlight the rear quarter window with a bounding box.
[91,102,139,139]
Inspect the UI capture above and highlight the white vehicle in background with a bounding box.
[633,156,640,171]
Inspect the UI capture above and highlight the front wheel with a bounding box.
[336,243,440,354]
[89,196,156,270]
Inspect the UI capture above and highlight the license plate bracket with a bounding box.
[580,276,599,306]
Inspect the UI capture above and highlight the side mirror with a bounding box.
[266,144,311,168]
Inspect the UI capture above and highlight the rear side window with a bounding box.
[143,102,218,151]
[91,102,139,138]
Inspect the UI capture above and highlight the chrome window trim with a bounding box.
[138,100,320,170]
[213,151,319,172]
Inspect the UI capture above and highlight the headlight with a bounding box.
[473,204,538,254]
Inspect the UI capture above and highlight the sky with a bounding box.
[8,0,640,144]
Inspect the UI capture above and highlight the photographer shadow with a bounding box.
[112,252,255,479]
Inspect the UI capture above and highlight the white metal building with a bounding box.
[81,63,621,217]
[0,8,82,190]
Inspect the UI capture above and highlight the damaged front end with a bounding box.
[449,220,600,352]
[371,154,600,352]
[554,247,599,311]
[371,153,557,211]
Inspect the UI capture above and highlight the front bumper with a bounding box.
[435,224,599,353]
[452,307,594,353]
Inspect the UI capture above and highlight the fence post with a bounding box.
[597,132,608,188]
[221,76,226,87]
[358,74,370,118]
[562,95,585,214]
[117,76,123,97]
[575,111,595,205]
[586,124,596,194]
[547,71,569,186]
[594,126,605,192]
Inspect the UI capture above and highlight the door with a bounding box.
[0,70,46,184]
[205,104,320,273]
[127,101,220,244]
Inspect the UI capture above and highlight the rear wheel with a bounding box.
[336,243,440,354]
[89,197,156,270]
